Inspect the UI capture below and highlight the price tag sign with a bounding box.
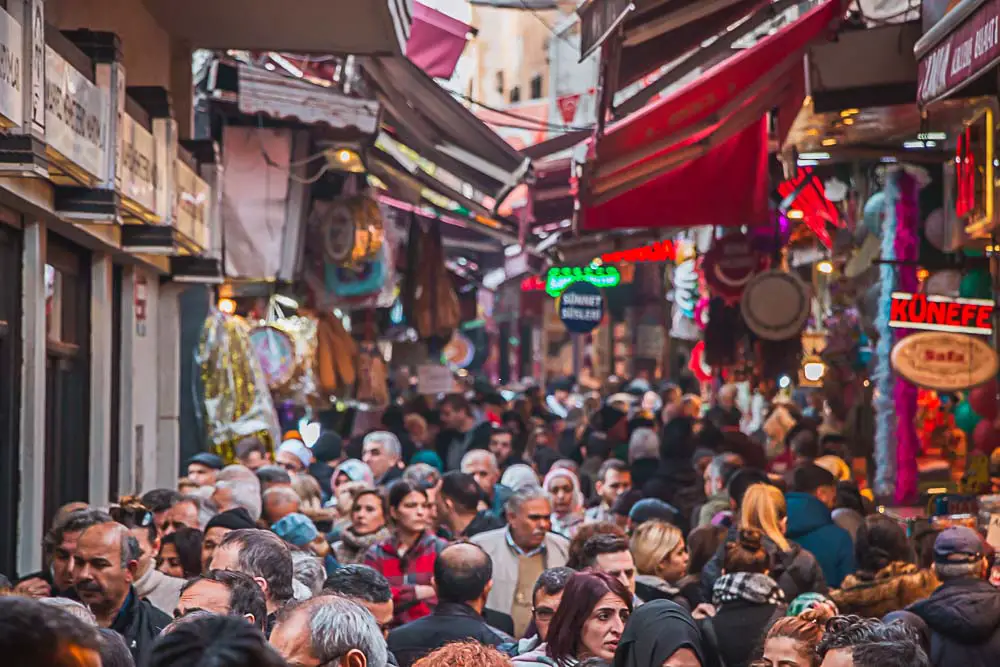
[417,364,455,396]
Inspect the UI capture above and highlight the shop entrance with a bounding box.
[0,223,22,576]
[43,233,91,529]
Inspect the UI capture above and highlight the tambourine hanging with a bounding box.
[317,198,356,265]
[249,325,299,391]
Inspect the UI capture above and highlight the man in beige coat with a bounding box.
[472,487,570,638]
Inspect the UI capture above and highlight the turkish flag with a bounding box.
[557,94,581,124]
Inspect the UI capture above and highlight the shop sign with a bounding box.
[118,114,158,216]
[417,363,455,395]
[917,0,1000,105]
[546,264,620,296]
[0,8,22,129]
[558,280,605,334]
[599,239,675,264]
[702,232,768,303]
[46,46,107,181]
[741,270,811,341]
[890,330,999,391]
[174,159,211,250]
[889,292,994,335]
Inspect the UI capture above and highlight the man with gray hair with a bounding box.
[471,486,569,637]
[212,464,263,521]
[905,526,1000,665]
[461,449,511,520]
[363,431,404,485]
[270,595,389,667]
[627,427,659,465]
[262,485,301,525]
[695,452,743,528]
[72,521,170,661]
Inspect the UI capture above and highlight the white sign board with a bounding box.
[46,46,107,180]
[417,364,455,395]
[174,159,210,249]
[119,114,157,213]
[0,8,22,128]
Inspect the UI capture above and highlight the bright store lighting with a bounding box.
[798,152,830,160]
[803,361,826,382]
[917,132,947,141]
[840,108,860,117]
[787,209,805,220]
[218,298,237,314]
[817,260,833,274]
[821,138,837,147]
[778,375,791,389]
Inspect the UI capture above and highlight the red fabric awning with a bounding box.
[579,0,846,231]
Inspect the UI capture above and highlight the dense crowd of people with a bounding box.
[0,384,992,667]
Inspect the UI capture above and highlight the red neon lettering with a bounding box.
[926,300,946,325]
[956,126,977,219]
[890,297,910,322]
[945,302,961,326]
[976,305,993,331]
[909,295,927,323]
[961,303,976,327]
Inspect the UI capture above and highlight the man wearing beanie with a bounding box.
[202,508,258,573]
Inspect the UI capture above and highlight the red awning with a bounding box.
[579,0,846,231]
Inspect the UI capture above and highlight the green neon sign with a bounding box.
[546,265,620,296]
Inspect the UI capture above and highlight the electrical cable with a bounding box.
[448,88,594,131]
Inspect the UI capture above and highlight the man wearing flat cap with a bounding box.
[905,526,1000,665]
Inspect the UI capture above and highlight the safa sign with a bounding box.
[889,292,994,335]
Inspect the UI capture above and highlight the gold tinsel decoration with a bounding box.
[197,310,281,463]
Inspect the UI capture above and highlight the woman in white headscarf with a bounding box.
[543,467,586,538]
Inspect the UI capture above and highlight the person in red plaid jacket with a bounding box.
[365,479,448,627]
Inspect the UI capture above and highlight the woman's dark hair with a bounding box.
[386,479,428,511]
[723,528,769,574]
[351,489,387,519]
[835,481,867,515]
[545,571,632,663]
[687,524,728,576]
[855,515,914,573]
[149,614,284,667]
[912,527,941,570]
[161,527,204,578]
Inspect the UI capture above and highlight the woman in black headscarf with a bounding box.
[613,599,706,667]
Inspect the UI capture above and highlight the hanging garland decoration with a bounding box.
[872,184,897,499]
[197,310,282,462]
[892,170,921,505]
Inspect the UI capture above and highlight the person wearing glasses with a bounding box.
[511,571,632,666]
[111,500,185,615]
[501,567,574,658]
[269,595,389,667]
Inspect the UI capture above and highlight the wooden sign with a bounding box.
[891,331,999,391]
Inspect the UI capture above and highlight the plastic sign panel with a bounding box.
[546,265,620,297]
[891,331,999,392]
[889,292,994,335]
[558,281,605,334]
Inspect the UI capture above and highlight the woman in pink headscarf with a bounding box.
[543,466,586,538]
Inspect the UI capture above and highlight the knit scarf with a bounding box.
[712,572,785,606]
[336,526,390,563]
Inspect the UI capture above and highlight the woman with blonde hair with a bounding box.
[630,520,699,610]
[735,483,827,600]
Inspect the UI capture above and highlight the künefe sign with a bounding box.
[889,292,994,335]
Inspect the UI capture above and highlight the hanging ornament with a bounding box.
[923,208,949,251]
[689,341,713,383]
[955,399,983,435]
[701,232,768,303]
[969,379,999,421]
